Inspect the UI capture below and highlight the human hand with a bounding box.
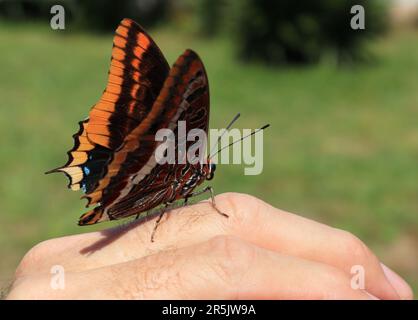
[6,193,413,299]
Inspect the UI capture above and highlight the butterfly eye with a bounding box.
[206,163,216,180]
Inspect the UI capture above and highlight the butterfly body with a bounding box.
[91,162,216,223]
[47,18,218,226]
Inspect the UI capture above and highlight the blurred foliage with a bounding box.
[76,0,169,31]
[195,0,226,37]
[0,0,74,22]
[196,0,388,65]
[1,0,389,65]
[0,0,169,30]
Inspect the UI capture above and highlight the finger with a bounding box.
[381,263,413,300]
[8,236,375,300]
[15,193,401,300]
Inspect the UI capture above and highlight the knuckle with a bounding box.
[216,192,261,213]
[215,192,263,227]
[206,235,255,285]
[338,230,373,262]
[15,240,54,278]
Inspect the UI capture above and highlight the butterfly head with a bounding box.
[206,160,216,181]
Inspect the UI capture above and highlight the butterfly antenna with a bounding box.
[209,124,270,159]
[209,113,241,157]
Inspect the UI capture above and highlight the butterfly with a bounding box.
[46,18,226,232]
[46,19,268,238]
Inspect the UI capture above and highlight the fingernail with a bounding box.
[365,292,379,300]
[381,263,413,300]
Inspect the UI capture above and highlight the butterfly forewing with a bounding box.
[47,18,170,202]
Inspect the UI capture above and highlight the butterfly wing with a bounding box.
[47,19,170,197]
[79,49,210,224]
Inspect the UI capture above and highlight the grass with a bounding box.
[0,21,417,294]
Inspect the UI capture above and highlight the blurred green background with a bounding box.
[1,0,417,296]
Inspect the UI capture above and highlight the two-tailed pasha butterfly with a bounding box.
[46,19,268,239]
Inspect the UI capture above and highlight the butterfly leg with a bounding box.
[187,186,229,218]
[150,202,172,242]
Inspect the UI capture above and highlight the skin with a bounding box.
[6,193,413,300]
